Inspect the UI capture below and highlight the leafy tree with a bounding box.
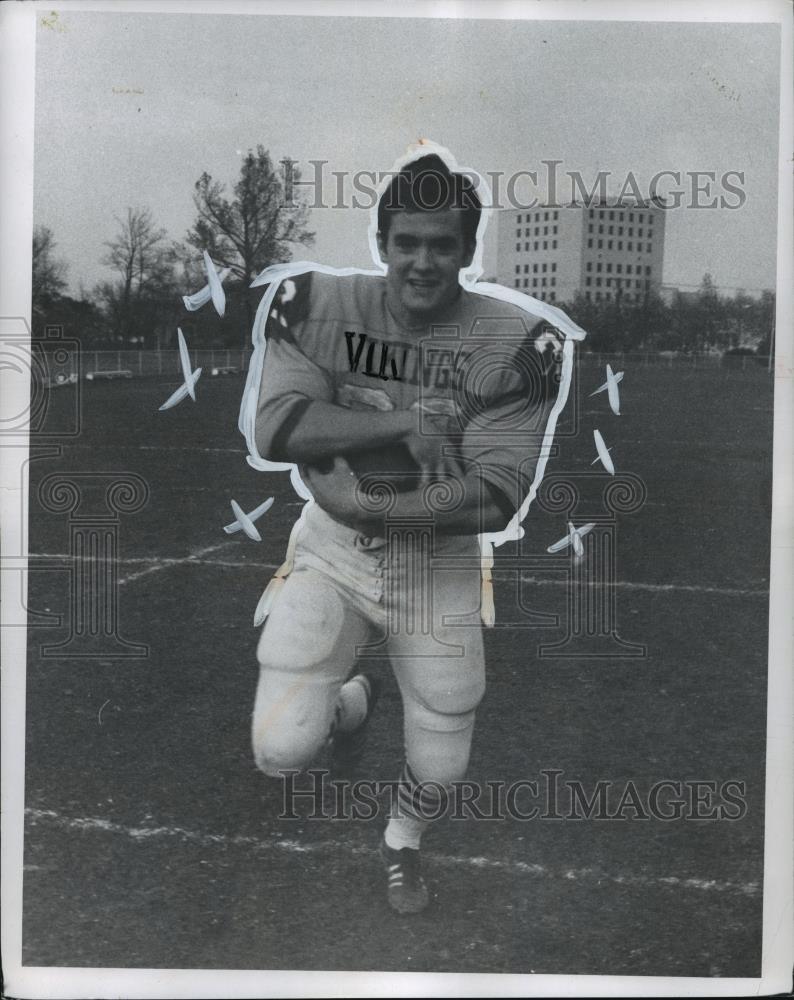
[185,146,314,337]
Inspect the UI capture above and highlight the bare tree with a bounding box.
[32,225,68,316]
[99,207,177,344]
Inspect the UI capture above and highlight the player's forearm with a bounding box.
[383,472,508,535]
[258,400,414,464]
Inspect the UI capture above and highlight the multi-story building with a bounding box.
[496,201,666,305]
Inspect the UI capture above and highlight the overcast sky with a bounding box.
[34,10,781,297]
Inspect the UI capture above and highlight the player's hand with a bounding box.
[403,429,453,487]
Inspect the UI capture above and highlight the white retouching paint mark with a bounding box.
[159,328,202,411]
[203,250,226,317]
[97,699,110,726]
[223,497,274,541]
[24,807,761,898]
[590,363,623,415]
[592,428,616,474]
[238,142,587,626]
[547,522,597,555]
[183,266,231,312]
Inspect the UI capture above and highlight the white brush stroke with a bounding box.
[158,328,202,410]
[547,522,596,554]
[203,250,226,317]
[590,363,623,415]
[223,497,274,541]
[182,266,231,312]
[592,428,616,474]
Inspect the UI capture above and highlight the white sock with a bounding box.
[384,815,427,852]
[335,675,369,732]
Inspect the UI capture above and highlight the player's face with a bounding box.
[378,210,475,325]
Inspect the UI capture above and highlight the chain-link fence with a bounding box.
[78,348,251,378]
[38,346,772,382]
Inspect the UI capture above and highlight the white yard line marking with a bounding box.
[116,541,240,586]
[24,807,760,898]
[22,554,768,597]
[511,575,768,598]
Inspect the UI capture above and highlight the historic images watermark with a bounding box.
[0,318,150,655]
[279,768,748,823]
[281,159,747,211]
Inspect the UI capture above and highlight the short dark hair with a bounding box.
[377,154,482,246]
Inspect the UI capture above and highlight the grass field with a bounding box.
[20,355,773,977]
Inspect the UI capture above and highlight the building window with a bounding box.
[587,238,593,248]
[647,243,652,253]
[588,224,594,233]
[585,290,591,301]
[553,225,558,235]
[589,208,594,218]
[606,262,612,273]
[617,241,623,251]
[627,264,632,275]
[638,213,644,223]
[586,262,592,271]
[514,279,520,288]
[605,292,611,301]
[551,276,556,286]
[616,263,622,274]
[523,278,529,288]
[646,266,651,275]
[618,226,623,236]
[606,278,611,288]
[629,227,634,237]
[596,277,602,287]
[553,210,559,220]
[516,228,521,237]
[586,276,592,286]
[549,291,556,301]
[542,277,547,287]
[534,241,539,251]
[534,227,539,236]
[629,212,634,222]
[598,224,604,234]
[517,213,522,224]
[608,240,613,250]
[551,262,557,272]
[524,264,529,273]
[595,291,601,301]
[598,239,603,249]
[543,226,549,235]
[542,262,547,272]
[638,228,643,238]
[636,280,641,289]
[543,241,548,249]
[516,243,520,252]
[552,240,557,249]
[532,263,537,273]
[609,210,614,220]
[544,211,549,221]
[608,225,614,235]
[596,262,602,272]
[515,264,520,274]
[627,242,633,252]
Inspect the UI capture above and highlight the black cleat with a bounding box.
[330,672,381,766]
[379,836,430,915]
